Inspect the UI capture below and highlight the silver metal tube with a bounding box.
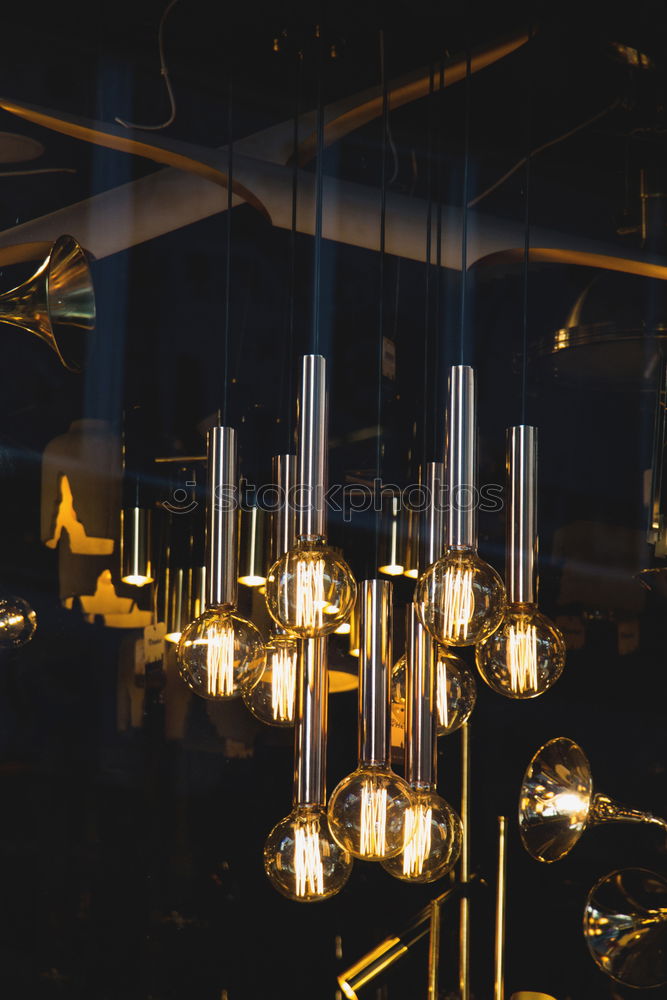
[405,603,436,787]
[297,354,327,540]
[494,816,508,1000]
[427,898,441,1000]
[205,425,238,609]
[294,636,328,807]
[237,502,266,585]
[459,721,471,1000]
[423,461,445,569]
[358,579,392,765]
[121,506,153,584]
[270,453,297,563]
[446,366,476,549]
[506,426,537,605]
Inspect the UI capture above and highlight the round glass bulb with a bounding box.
[327,764,416,861]
[265,539,357,637]
[380,787,462,883]
[391,648,476,739]
[264,804,353,902]
[415,546,506,646]
[0,595,37,650]
[177,605,265,700]
[475,603,566,699]
[242,633,298,726]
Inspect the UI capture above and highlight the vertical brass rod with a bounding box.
[458,721,470,1000]
[427,898,441,1000]
[494,815,508,1000]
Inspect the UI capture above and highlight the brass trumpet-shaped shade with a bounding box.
[584,868,667,989]
[519,737,667,863]
[0,234,95,372]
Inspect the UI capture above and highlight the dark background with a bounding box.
[1,0,667,997]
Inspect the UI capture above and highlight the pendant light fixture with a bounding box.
[237,488,266,588]
[378,495,404,576]
[328,579,414,860]
[476,427,565,696]
[177,424,265,699]
[382,604,462,883]
[264,636,353,900]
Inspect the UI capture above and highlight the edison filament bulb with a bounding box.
[328,765,415,862]
[381,787,462,883]
[243,632,299,725]
[265,539,357,637]
[0,595,37,650]
[415,546,506,647]
[392,648,476,737]
[476,603,565,698]
[263,804,352,902]
[177,605,265,700]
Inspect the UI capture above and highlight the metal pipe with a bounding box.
[427,899,441,1000]
[237,500,266,586]
[120,506,153,584]
[205,425,238,609]
[459,722,471,1000]
[358,579,392,765]
[293,636,328,807]
[270,453,297,564]
[506,426,537,604]
[378,495,404,575]
[446,366,476,550]
[423,461,445,569]
[297,354,327,541]
[405,603,436,788]
[494,816,508,1000]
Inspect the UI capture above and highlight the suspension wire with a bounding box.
[433,57,445,456]
[312,25,325,355]
[422,63,435,468]
[459,49,471,365]
[222,66,233,426]
[281,50,302,451]
[521,24,534,425]
[374,27,389,573]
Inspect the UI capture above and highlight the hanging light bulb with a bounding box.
[415,366,506,646]
[265,356,356,637]
[264,637,353,901]
[0,594,37,650]
[328,580,414,860]
[177,425,265,699]
[476,426,565,697]
[382,605,462,883]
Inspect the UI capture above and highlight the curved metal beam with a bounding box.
[472,247,667,281]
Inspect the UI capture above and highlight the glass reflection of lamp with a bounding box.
[382,605,462,883]
[0,594,37,649]
[244,454,299,726]
[237,490,266,587]
[328,580,414,860]
[378,495,404,576]
[519,737,667,864]
[476,427,565,698]
[415,366,506,646]
[119,408,154,588]
[177,426,265,699]
[265,355,356,637]
[264,637,353,901]
[584,867,667,989]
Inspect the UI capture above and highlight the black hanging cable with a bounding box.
[521,24,534,425]
[312,25,325,355]
[374,28,389,574]
[281,50,302,451]
[433,57,445,456]
[459,49,471,365]
[223,68,233,426]
[422,63,435,468]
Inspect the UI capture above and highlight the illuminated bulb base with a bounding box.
[415,547,506,647]
[243,634,299,726]
[391,649,476,743]
[265,541,357,637]
[177,606,265,700]
[264,805,353,902]
[476,604,565,699]
[381,789,462,883]
[328,766,415,861]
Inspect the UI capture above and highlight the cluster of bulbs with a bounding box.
[173,358,566,903]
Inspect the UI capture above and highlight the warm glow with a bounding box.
[442,565,475,641]
[402,802,432,877]
[436,656,449,729]
[334,621,351,634]
[328,669,358,693]
[508,621,538,694]
[294,819,324,898]
[65,569,153,629]
[203,622,235,697]
[121,574,153,587]
[403,568,419,579]
[165,631,182,644]
[45,475,114,555]
[379,563,404,576]
[296,558,326,630]
[349,647,360,658]
[238,574,266,587]
[270,645,297,722]
[359,781,388,857]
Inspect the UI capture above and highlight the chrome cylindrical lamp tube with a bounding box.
[294,637,328,807]
[121,505,153,586]
[423,461,445,569]
[238,499,266,587]
[297,354,327,542]
[405,603,436,788]
[270,453,297,565]
[506,426,537,605]
[378,495,404,576]
[447,365,476,550]
[358,580,392,765]
[205,425,238,609]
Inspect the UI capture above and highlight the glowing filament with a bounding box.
[294,820,324,897]
[271,646,297,722]
[359,781,388,857]
[436,657,449,729]
[296,558,326,630]
[508,622,538,694]
[442,567,474,641]
[402,803,432,877]
[206,622,235,696]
